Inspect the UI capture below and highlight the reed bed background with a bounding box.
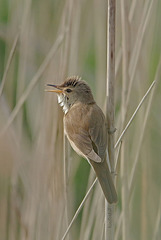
[0,0,161,239]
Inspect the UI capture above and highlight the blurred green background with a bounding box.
[0,0,161,239]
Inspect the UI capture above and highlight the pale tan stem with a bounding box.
[0,29,67,136]
[0,32,19,98]
[114,80,156,152]
[120,0,130,238]
[126,0,154,111]
[105,0,116,239]
[153,193,161,239]
[61,178,97,240]
[129,58,161,193]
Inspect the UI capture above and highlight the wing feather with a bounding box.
[64,102,107,162]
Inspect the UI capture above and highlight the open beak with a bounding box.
[45,84,63,93]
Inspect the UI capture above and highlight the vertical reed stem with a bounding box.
[120,0,129,239]
[105,0,116,239]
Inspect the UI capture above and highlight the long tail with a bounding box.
[89,158,117,204]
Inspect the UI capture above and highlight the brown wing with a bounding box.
[87,105,117,203]
[64,102,107,162]
[64,102,117,203]
[88,104,107,160]
[64,103,103,162]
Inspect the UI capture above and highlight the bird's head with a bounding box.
[46,76,95,114]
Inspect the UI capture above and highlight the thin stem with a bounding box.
[129,58,161,193]
[61,1,74,239]
[0,29,68,136]
[105,0,116,240]
[106,0,115,171]
[61,178,97,240]
[153,193,161,239]
[126,0,154,111]
[120,0,130,238]
[114,80,156,151]
[0,32,19,97]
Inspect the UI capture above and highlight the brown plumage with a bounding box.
[46,76,117,204]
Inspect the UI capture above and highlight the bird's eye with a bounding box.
[66,88,72,93]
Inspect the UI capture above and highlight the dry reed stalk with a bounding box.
[129,58,161,194]
[94,0,106,106]
[141,162,148,240]
[91,196,105,240]
[120,0,130,239]
[0,28,67,137]
[3,2,32,238]
[0,32,19,97]
[114,80,156,152]
[106,0,115,173]
[114,0,145,142]
[113,0,154,145]
[126,0,154,111]
[114,213,123,240]
[153,193,161,239]
[83,186,103,240]
[114,78,157,239]
[61,178,97,240]
[79,169,95,240]
[16,0,32,138]
[68,0,81,74]
[114,68,159,239]
[59,1,75,238]
[63,136,70,240]
[105,0,116,239]
[129,0,137,21]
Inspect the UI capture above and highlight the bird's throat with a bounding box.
[57,94,70,114]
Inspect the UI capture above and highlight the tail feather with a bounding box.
[89,158,117,204]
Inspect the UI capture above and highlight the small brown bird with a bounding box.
[46,76,117,204]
